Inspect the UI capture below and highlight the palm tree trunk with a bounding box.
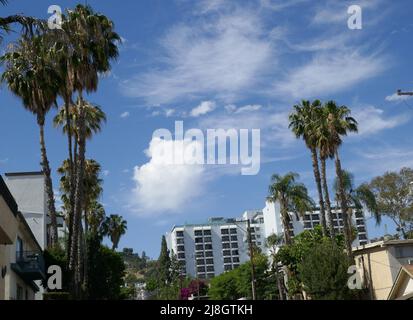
[334,150,353,259]
[275,264,284,300]
[310,148,327,236]
[280,199,292,245]
[64,97,75,263]
[38,119,58,247]
[71,95,87,297]
[321,157,335,237]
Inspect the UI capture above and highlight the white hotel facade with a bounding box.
[166,201,369,279]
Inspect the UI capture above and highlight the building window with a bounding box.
[222,243,230,249]
[257,241,262,246]
[230,228,237,234]
[177,238,184,245]
[206,266,215,272]
[204,237,212,243]
[232,250,239,256]
[195,244,203,251]
[197,266,206,273]
[230,235,237,241]
[176,231,184,237]
[224,265,232,271]
[204,244,213,250]
[197,260,205,266]
[231,242,238,248]
[203,230,211,236]
[206,258,214,265]
[233,257,240,263]
[177,245,185,252]
[205,251,213,257]
[224,257,232,264]
[223,250,231,256]
[195,237,203,243]
[222,236,230,242]
[194,230,203,236]
[178,253,185,259]
[221,229,229,235]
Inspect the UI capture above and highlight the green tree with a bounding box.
[267,172,315,244]
[298,240,352,300]
[276,226,345,298]
[87,237,125,300]
[266,234,285,300]
[158,235,171,284]
[368,167,413,239]
[289,100,328,236]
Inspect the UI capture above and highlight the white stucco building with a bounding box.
[167,201,369,279]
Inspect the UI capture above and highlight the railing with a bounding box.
[13,251,46,280]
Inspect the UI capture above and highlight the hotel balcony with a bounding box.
[11,251,46,281]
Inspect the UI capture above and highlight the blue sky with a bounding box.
[1,0,413,257]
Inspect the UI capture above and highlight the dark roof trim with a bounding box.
[0,176,18,216]
[5,171,44,177]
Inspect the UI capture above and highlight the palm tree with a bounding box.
[102,215,127,250]
[0,1,42,44]
[333,170,381,235]
[1,34,60,246]
[59,5,120,281]
[322,101,358,257]
[267,172,315,245]
[54,99,106,262]
[289,100,328,236]
[315,112,336,237]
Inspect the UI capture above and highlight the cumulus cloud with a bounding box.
[129,137,205,215]
[190,101,217,117]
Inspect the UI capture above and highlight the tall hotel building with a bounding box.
[166,202,369,279]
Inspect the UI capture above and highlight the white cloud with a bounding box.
[273,51,386,99]
[385,92,412,102]
[120,7,274,104]
[129,137,205,215]
[120,111,130,118]
[190,101,217,117]
[199,108,295,148]
[351,105,410,136]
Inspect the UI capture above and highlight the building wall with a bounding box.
[166,213,266,279]
[0,194,18,300]
[5,174,47,250]
[354,243,413,300]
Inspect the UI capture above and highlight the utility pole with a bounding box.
[397,89,413,96]
[247,219,257,300]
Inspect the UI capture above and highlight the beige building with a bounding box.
[0,176,45,300]
[388,264,413,300]
[353,239,413,300]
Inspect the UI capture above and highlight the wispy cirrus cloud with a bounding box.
[272,50,386,100]
[120,7,275,105]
